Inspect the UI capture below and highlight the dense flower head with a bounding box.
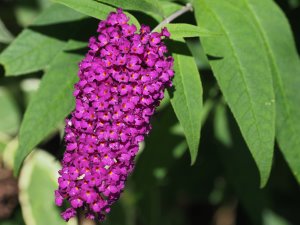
[55,9,174,221]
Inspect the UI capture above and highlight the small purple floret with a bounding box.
[56,9,174,221]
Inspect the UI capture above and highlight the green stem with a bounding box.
[153,3,193,31]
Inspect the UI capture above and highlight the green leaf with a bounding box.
[95,0,164,17]
[14,40,83,174]
[54,0,140,28]
[0,87,20,135]
[194,0,275,186]
[169,40,203,164]
[242,0,300,184]
[0,4,85,76]
[185,38,210,70]
[33,3,84,25]
[161,1,182,16]
[0,19,13,44]
[18,150,77,225]
[163,23,218,39]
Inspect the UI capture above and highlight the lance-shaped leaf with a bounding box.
[14,41,84,174]
[0,4,85,76]
[95,0,164,17]
[242,0,300,183]
[168,39,203,164]
[194,0,275,186]
[54,0,140,27]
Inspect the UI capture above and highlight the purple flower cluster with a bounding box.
[55,9,174,221]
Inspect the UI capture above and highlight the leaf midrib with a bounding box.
[206,6,265,149]
[243,0,299,142]
[18,61,77,153]
[176,54,197,156]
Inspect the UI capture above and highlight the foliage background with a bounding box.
[0,0,299,225]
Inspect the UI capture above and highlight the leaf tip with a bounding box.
[13,162,21,177]
[189,151,198,166]
[258,165,272,188]
[259,178,268,188]
[13,149,23,177]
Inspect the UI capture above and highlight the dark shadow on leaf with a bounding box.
[28,18,98,42]
[166,39,192,56]
[18,0,39,9]
[0,3,23,34]
[127,10,159,29]
[90,0,160,28]
[0,63,5,78]
[167,85,175,100]
[65,47,88,56]
[206,54,224,61]
[172,10,196,25]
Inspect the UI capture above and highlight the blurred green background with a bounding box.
[0,0,300,225]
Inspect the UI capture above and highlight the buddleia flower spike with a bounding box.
[55,8,174,221]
